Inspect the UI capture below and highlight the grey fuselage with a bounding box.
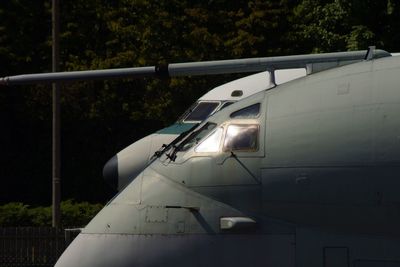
[56,55,400,267]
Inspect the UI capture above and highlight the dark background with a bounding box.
[1,0,400,205]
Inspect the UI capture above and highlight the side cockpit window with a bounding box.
[230,103,260,119]
[223,124,259,152]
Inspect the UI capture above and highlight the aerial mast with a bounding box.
[52,0,61,229]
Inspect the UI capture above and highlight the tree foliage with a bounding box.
[1,0,400,205]
[0,200,103,227]
[289,0,400,52]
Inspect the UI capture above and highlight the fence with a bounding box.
[0,227,78,267]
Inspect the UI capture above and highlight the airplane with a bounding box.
[2,48,400,267]
[103,68,307,191]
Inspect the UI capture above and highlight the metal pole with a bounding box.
[52,0,61,229]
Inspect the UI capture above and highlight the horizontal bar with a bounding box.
[0,50,391,85]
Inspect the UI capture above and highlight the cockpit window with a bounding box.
[180,122,217,151]
[230,103,260,119]
[195,127,223,153]
[184,102,220,122]
[223,124,259,152]
[220,101,235,110]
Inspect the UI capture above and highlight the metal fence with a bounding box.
[0,227,77,267]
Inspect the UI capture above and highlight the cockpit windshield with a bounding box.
[179,122,217,151]
[181,102,220,122]
[195,127,223,153]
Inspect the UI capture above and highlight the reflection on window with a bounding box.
[180,123,217,151]
[223,124,259,152]
[184,102,220,122]
[195,127,223,153]
[230,103,260,119]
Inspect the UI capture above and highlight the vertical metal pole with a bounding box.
[52,0,61,229]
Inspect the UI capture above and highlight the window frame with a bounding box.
[222,123,260,153]
[230,103,261,119]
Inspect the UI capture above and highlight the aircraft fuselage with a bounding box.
[56,56,400,267]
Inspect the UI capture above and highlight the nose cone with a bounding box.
[55,234,133,267]
[54,233,179,267]
[103,155,118,189]
[55,165,260,267]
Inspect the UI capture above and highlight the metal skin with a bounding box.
[105,69,307,191]
[94,50,389,192]
[55,55,400,267]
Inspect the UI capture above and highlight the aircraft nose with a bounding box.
[54,232,177,267]
[55,234,118,267]
[55,233,132,267]
[102,155,118,189]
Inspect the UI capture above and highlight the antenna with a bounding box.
[365,46,376,60]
